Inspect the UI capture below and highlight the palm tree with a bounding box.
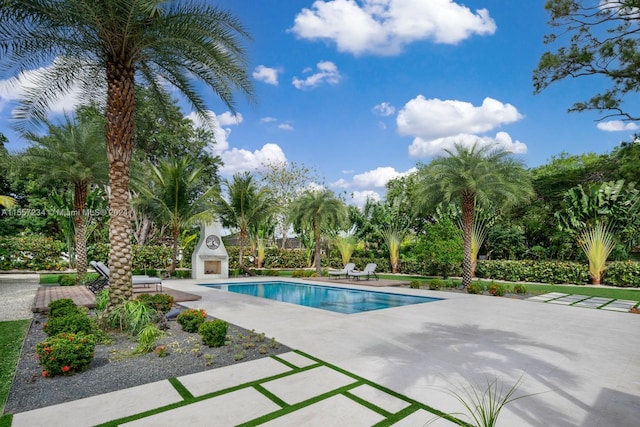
[1,1,253,306]
[418,142,533,288]
[133,156,216,275]
[214,172,274,276]
[289,189,346,276]
[0,195,16,209]
[19,115,108,283]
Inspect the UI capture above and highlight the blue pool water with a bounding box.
[201,281,442,314]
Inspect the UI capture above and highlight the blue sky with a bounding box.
[1,0,637,206]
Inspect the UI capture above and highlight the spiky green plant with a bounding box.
[578,222,616,285]
[428,374,534,427]
[381,226,405,274]
[332,232,358,267]
[135,323,164,354]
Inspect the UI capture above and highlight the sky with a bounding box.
[1,0,637,207]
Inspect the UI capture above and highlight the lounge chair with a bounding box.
[328,262,355,279]
[347,263,379,281]
[90,261,163,292]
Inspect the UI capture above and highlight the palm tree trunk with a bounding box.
[73,181,88,285]
[170,225,179,275]
[314,221,322,276]
[461,192,475,288]
[105,60,135,307]
[238,228,255,276]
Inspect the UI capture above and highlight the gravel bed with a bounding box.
[0,276,40,321]
[4,309,291,415]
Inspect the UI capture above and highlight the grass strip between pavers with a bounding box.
[292,350,467,426]
[236,382,363,427]
[94,350,467,427]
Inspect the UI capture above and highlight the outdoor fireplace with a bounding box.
[191,221,229,280]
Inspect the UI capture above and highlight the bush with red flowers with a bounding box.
[36,332,96,376]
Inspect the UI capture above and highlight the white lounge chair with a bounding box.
[328,262,355,279]
[347,263,379,281]
[91,261,163,291]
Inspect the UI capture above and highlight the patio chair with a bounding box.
[328,262,355,279]
[90,261,163,292]
[347,263,379,281]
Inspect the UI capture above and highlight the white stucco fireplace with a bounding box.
[191,221,229,280]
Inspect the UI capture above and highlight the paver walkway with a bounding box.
[526,292,639,312]
[11,351,458,427]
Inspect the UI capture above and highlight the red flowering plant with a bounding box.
[176,308,207,333]
[35,332,96,376]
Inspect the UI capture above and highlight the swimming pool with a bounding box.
[201,281,442,314]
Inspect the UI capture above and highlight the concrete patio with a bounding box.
[7,277,640,426]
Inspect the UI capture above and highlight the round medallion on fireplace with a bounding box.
[205,234,221,250]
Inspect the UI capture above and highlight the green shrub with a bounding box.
[488,282,506,296]
[199,319,228,347]
[409,280,421,289]
[135,323,164,354]
[476,260,589,285]
[136,293,175,314]
[47,298,79,318]
[107,300,157,335]
[467,283,484,294]
[263,269,280,276]
[177,308,207,333]
[57,275,75,286]
[43,312,97,336]
[602,261,640,287]
[171,269,191,279]
[291,269,307,278]
[95,289,109,312]
[512,284,527,294]
[36,332,96,376]
[429,279,442,290]
[0,235,66,271]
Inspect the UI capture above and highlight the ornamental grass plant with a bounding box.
[578,222,616,285]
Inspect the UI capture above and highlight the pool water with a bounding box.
[201,281,442,314]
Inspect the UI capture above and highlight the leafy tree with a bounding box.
[260,160,319,248]
[133,157,217,274]
[214,172,275,275]
[289,189,346,276]
[534,0,640,120]
[1,0,253,306]
[413,218,463,278]
[417,142,533,288]
[18,115,108,282]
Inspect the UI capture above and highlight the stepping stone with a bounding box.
[261,366,356,405]
[573,297,613,308]
[526,293,568,302]
[348,384,411,414]
[259,394,384,427]
[601,300,638,312]
[390,409,458,426]
[123,387,280,427]
[547,295,590,305]
[276,352,317,368]
[177,357,291,397]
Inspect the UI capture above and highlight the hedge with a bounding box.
[0,235,67,271]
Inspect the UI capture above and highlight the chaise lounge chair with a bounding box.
[90,261,163,292]
[347,263,379,281]
[328,262,355,279]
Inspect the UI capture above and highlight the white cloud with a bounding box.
[253,65,280,85]
[372,102,395,116]
[260,117,278,123]
[0,66,85,117]
[278,123,294,131]
[331,178,350,188]
[220,143,287,175]
[397,95,526,157]
[397,96,522,139]
[331,166,416,190]
[291,0,496,56]
[349,190,381,207]
[408,131,527,157]
[185,110,243,155]
[597,120,639,132]
[292,61,341,89]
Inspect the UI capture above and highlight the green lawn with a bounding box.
[0,319,30,414]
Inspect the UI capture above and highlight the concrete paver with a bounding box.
[123,387,280,427]
[11,379,182,427]
[547,294,590,305]
[177,356,291,397]
[390,409,459,426]
[260,365,357,405]
[348,384,411,414]
[259,394,385,427]
[276,351,318,368]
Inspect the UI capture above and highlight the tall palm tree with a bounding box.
[133,156,216,274]
[417,142,533,288]
[0,195,16,209]
[289,189,346,276]
[1,1,253,306]
[19,115,108,283]
[214,172,275,276]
